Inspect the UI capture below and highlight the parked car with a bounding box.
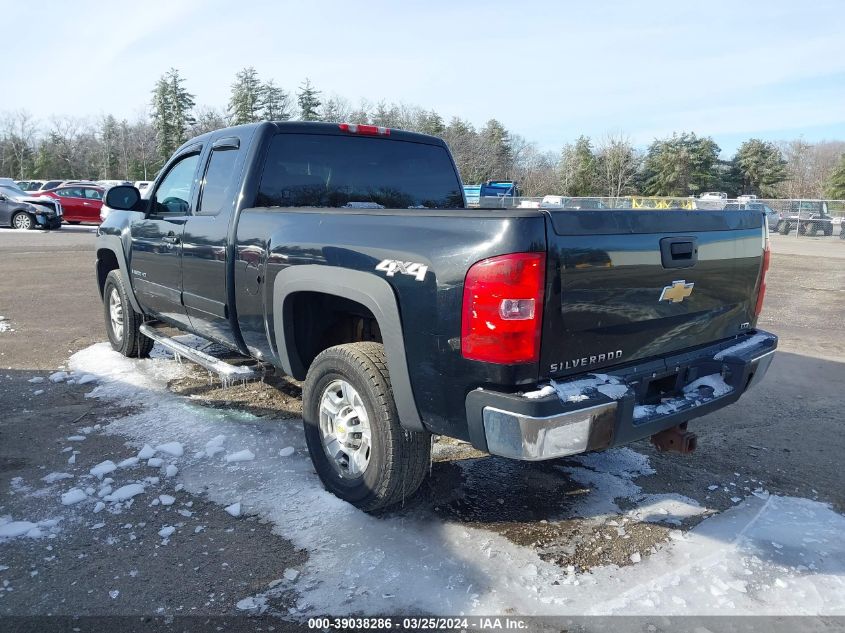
[724,201,779,231]
[745,202,779,231]
[97,180,133,189]
[36,184,104,224]
[97,121,776,511]
[0,185,62,230]
[16,180,45,191]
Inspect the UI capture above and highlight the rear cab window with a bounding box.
[255,134,464,210]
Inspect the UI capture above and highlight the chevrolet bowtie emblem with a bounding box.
[660,280,694,303]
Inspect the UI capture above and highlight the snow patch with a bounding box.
[89,460,117,479]
[60,488,87,505]
[155,442,184,457]
[67,342,845,616]
[103,484,145,502]
[714,334,770,360]
[627,494,708,525]
[224,449,255,463]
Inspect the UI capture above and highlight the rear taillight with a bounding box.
[338,123,390,136]
[461,252,546,364]
[755,239,770,316]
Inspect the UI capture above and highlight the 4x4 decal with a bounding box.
[375,259,428,282]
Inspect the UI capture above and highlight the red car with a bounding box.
[37,185,105,224]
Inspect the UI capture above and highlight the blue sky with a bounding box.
[4,0,844,156]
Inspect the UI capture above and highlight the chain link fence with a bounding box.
[470,195,845,238]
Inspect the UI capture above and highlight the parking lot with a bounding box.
[0,225,843,618]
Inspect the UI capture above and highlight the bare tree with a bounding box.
[596,132,641,197]
[778,139,845,198]
[1,110,38,179]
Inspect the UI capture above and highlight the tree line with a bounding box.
[3,66,845,199]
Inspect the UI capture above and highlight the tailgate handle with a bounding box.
[660,237,698,269]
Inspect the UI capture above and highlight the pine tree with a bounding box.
[260,80,291,121]
[559,136,598,196]
[642,132,720,196]
[99,115,120,179]
[480,119,514,179]
[167,68,195,146]
[229,67,263,124]
[417,110,445,137]
[297,79,322,121]
[150,68,195,161]
[824,154,845,199]
[735,139,787,196]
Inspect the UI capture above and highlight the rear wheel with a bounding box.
[302,342,430,512]
[103,270,153,358]
[12,212,34,230]
[798,222,807,235]
[778,221,790,235]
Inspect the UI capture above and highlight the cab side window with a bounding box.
[152,153,200,215]
[197,147,240,216]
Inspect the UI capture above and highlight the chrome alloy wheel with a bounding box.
[108,287,124,342]
[13,213,32,230]
[318,379,372,478]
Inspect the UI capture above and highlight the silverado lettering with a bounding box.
[550,350,624,373]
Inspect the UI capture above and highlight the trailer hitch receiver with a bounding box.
[650,422,697,454]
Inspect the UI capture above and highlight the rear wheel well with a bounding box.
[287,292,382,378]
[96,248,119,299]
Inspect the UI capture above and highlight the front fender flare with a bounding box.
[273,265,424,432]
[96,234,143,314]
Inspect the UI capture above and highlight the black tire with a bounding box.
[840,227,845,240]
[824,225,833,236]
[103,270,153,358]
[778,221,790,235]
[798,222,807,235]
[67,221,81,225]
[302,342,431,512]
[11,212,34,230]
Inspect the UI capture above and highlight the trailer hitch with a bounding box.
[650,422,697,454]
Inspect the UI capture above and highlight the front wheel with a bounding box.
[12,212,34,230]
[103,270,153,358]
[302,342,431,512]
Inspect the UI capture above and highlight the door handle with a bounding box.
[162,233,180,244]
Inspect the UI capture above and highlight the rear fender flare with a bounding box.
[272,265,423,431]
[96,234,142,314]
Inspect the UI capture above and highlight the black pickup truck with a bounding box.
[96,121,777,511]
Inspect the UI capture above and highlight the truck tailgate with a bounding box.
[541,210,765,378]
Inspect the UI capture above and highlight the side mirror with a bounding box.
[104,185,141,211]
[0,194,6,201]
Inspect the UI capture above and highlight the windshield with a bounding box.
[256,133,464,210]
[0,185,26,198]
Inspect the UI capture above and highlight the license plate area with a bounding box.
[640,371,681,405]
